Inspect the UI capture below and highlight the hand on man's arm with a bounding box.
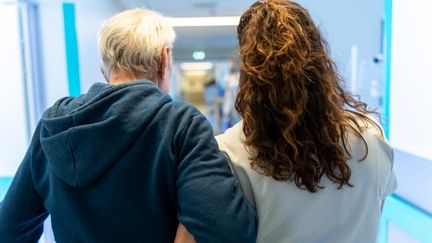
[175,223,196,243]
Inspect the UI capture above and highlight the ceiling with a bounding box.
[115,0,256,61]
[116,0,255,17]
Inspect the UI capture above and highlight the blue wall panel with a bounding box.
[63,3,81,96]
[382,0,392,138]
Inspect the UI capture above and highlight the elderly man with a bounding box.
[0,9,257,243]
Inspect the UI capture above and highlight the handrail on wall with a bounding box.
[379,194,432,242]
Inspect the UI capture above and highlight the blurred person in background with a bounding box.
[0,8,257,243]
[177,0,397,242]
[204,78,223,134]
[221,64,240,131]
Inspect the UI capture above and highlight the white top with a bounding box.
[216,120,397,243]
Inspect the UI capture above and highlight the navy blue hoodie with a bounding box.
[0,80,257,243]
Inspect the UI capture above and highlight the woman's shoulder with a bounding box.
[216,121,252,166]
[344,113,388,145]
[215,121,258,207]
[345,113,394,174]
[216,121,244,152]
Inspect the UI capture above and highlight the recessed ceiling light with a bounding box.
[193,51,206,60]
[183,70,209,76]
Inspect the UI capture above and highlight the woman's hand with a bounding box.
[174,223,196,243]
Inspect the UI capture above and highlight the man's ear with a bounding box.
[158,48,171,93]
[159,48,170,78]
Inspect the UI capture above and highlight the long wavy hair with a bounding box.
[236,0,381,192]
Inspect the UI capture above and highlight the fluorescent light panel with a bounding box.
[180,62,214,71]
[167,16,240,27]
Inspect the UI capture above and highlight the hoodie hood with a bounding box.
[40,80,171,188]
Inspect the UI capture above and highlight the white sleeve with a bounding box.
[216,135,257,209]
[381,147,398,199]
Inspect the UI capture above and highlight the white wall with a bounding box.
[38,0,69,107]
[390,0,432,161]
[72,0,121,92]
[0,3,29,176]
[37,0,120,107]
[296,0,384,111]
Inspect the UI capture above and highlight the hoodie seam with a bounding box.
[176,113,202,159]
[67,116,79,187]
[30,140,44,199]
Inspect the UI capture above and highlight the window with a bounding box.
[0,2,30,178]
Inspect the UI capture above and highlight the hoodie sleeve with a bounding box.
[175,114,258,243]
[0,125,49,242]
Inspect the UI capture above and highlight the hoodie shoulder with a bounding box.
[42,96,84,119]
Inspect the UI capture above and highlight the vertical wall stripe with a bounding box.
[63,3,81,96]
[382,0,392,138]
[17,4,33,142]
[0,177,13,202]
[27,2,47,121]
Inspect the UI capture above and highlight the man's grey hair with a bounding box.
[98,9,176,79]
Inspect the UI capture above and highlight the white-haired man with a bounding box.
[0,9,257,243]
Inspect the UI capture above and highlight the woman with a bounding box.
[177,0,396,242]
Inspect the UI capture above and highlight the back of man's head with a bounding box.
[98,9,176,80]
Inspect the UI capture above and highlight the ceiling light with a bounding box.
[166,16,240,27]
[192,51,206,60]
[183,70,209,76]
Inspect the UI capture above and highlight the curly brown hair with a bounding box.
[236,0,381,192]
